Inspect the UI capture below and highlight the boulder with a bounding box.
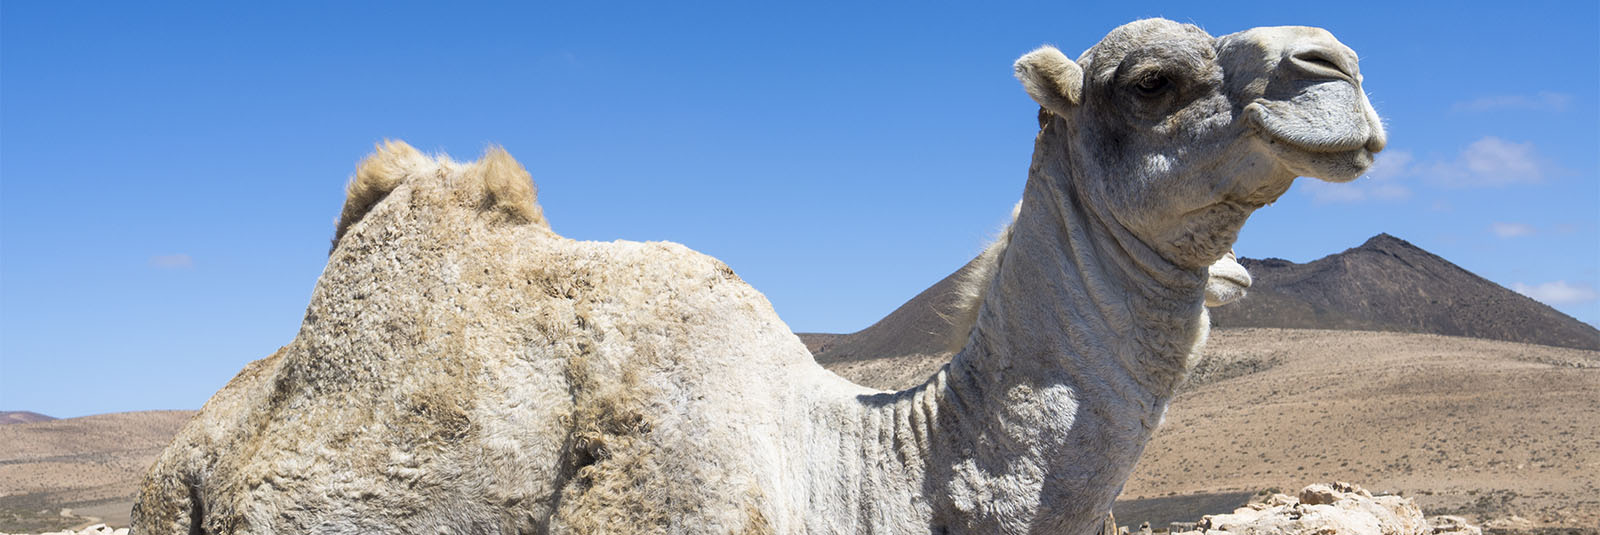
[1168,482,1476,535]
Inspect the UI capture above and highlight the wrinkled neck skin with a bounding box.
[797,120,1221,534]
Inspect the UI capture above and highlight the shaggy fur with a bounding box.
[133,18,1383,535]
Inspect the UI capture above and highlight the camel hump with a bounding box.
[474,145,548,228]
[332,140,550,250]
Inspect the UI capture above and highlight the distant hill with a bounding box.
[0,410,195,531]
[0,411,56,425]
[799,233,1600,356]
[802,260,977,367]
[1210,233,1600,351]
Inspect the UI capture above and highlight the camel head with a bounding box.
[1014,18,1385,269]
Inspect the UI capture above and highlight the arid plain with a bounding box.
[824,327,1600,529]
[3,328,1596,532]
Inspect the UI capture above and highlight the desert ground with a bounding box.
[2,328,1596,533]
[825,327,1599,531]
[0,412,191,532]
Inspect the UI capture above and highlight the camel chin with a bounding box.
[1205,251,1252,307]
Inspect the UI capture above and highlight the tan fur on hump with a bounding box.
[331,141,551,252]
[475,146,547,228]
[333,140,429,249]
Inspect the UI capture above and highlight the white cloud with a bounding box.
[1489,222,1536,238]
[1364,150,1413,181]
[1453,91,1572,113]
[149,254,194,269]
[1511,281,1600,305]
[1461,137,1543,181]
[1427,137,1547,187]
[1297,136,1554,201]
[1301,149,1413,203]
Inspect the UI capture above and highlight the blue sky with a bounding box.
[2,2,1596,417]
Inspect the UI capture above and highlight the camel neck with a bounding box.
[914,124,1209,531]
[959,136,1208,397]
[806,124,1212,533]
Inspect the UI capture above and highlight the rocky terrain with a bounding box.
[1155,482,1477,535]
[1,523,126,535]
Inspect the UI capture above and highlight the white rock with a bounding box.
[1171,482,1442,535]
[1428,515,1483,535]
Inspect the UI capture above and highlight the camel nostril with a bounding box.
[1289,48,1355,81]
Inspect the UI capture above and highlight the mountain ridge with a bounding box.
[1211,233,1599,351]
[799,233,1600,356]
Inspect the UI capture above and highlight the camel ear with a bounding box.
[1014,46,1083,116]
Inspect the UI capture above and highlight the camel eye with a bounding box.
[1134,74,1170,96]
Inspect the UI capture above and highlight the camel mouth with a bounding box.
[1204,253,1252,307]
[1210,268,1251,288]
[1245,101,1381,183]
[1244,100,1381,154]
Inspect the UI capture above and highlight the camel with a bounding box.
[133,18,1384,534]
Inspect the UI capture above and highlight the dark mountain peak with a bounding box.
[1249,257,1297,268]
[1216,234,1600,351]
[800,233,1600,363]
[1353,233,1425,255]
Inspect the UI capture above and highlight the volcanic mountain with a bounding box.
[800,233,1600,361]
[1210,233,1598,351]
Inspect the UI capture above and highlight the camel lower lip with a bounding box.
[1214,274,1250,287]
[1261,130,1371,155]
[1245,103,1372,154]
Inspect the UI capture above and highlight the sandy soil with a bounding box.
[823,328,1600,529]
[0,411,193,531]
[1126,328,1599,528]
[2,329,1595,532]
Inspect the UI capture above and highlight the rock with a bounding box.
[1171,482,1453,535]
[1428,515,1483,535]
[1482,515,1534,531]
[1299,483,1341,505]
